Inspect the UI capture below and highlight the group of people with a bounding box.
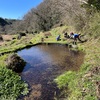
[56,32,82,44]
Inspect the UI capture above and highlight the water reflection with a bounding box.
[17,44,84,100]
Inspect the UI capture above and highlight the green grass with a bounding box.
[0,66,29,100]
[0,55,29,99]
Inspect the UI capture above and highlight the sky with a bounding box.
[0,0,43,19]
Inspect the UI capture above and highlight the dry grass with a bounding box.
[0,35,13,46]
[2,35,13,40]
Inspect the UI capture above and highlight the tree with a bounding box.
[22,0,86,32]
[1,0,86,34]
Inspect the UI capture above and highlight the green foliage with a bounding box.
[0,66,28,99]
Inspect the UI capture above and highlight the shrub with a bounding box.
[19,32,26,36]
[0,66,28,99]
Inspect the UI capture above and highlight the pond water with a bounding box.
[17,44,84,100]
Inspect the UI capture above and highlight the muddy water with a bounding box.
[17,44,84,100]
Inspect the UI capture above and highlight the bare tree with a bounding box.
[1,0,86,34]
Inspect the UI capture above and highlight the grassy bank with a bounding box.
[0,34,34,55]
[55,39,100,100]
[55,13,100,100]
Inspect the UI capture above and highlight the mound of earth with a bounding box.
[5,53,26,72]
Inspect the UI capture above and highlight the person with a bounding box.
[64,32,68,38]
[70,32,82,44]
[64,32,70,38]
[56,35,61,41]
[41,37,44,42]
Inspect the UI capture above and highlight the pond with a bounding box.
[17,44,84,100]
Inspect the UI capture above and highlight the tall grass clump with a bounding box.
[0,66,29,100]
